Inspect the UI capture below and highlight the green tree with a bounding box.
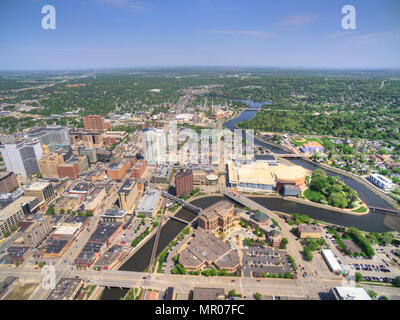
[46,205,55,216]
[304,247,313,261]
[280,238,288,249]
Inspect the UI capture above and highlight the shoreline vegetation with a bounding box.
[302,168,369,215]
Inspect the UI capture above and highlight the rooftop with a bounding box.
[179,230,239,269]
[297,224,321,234]
[0,196,38,221]
[192,287,225,300]
[100,208,126,218]
[47,278,82,300]
[199,200,233,221]
[136,189,161,213]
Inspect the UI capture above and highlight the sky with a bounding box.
[0,0,399,70]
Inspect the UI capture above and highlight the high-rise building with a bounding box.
[69,131,103,149]
[175,169,193,197]
[23,181,56,204]
[0,196,39,240]
[107,159,131,181]
[0,138,42,177]
[118,179,142,212]
[57,156,88,180]
[83,115,110,132]
[0,172,19,194]
[38,144,65,179]
[20,217,52,247]
[142,128,166,164]
[25,126,70,153]
[131,160,147,179]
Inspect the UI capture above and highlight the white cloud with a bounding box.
[211,29,274,38]
[96,0,149,12]
[279,14,319,27]
[350,29,400,45]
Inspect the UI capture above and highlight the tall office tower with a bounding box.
[83,115,110,132]
[38,144,65,179]
[175,169,193,197]
[25,126,70,153]
[142,128,166,164]
[0,138,42,177]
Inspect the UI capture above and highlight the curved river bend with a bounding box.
[101,99,399,300]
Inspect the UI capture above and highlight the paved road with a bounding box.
[0,265,343,299]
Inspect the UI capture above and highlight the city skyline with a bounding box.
[1,0,400,70]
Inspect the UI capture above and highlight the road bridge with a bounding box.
[221,187,275,217]
[274,153,310,158]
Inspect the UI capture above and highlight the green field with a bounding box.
[291,137,324,147]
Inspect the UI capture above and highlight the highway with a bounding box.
[0,265,343,299]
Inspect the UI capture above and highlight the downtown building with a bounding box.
[25,126,70,153]
[83,115,110,132]
[0,172,19,194]
[142,128,166,164]
[175,169,193,197]
[0,138,42,177]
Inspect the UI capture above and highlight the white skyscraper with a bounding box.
[0,138,42,177]
[142,129,166,164]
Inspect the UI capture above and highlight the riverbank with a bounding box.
[248,194,369,216]
[224,105,399,213]
[302,158,400,212]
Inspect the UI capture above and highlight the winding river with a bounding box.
[100,99,399,300]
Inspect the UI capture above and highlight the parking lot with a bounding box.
[323,228,400,284]
[242,246,293,277]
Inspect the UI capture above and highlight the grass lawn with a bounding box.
[291,137,325,147]
[352,206,368,213]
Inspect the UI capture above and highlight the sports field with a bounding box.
[291,137,324,147]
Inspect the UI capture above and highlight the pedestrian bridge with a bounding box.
[161,192,202,213]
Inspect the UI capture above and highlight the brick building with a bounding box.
[0,172,19,194]
[198,200,235,232]
[83,115,110,132]
[131,160,147,179]
[175,169,193,197]
[107,159,131,181]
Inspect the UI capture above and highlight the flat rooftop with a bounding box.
[101,208,126,218]
[136,189,161,213]
[199,200,233,220]
[179,230,239,269]
[23,181,50,191]
[0,196,38,221]
[228,161,310,185]
[192,287,225,300]
[47,278,82,300]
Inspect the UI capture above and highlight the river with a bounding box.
[100,99,399,300]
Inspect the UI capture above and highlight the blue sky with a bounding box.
[0,0,399,69]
